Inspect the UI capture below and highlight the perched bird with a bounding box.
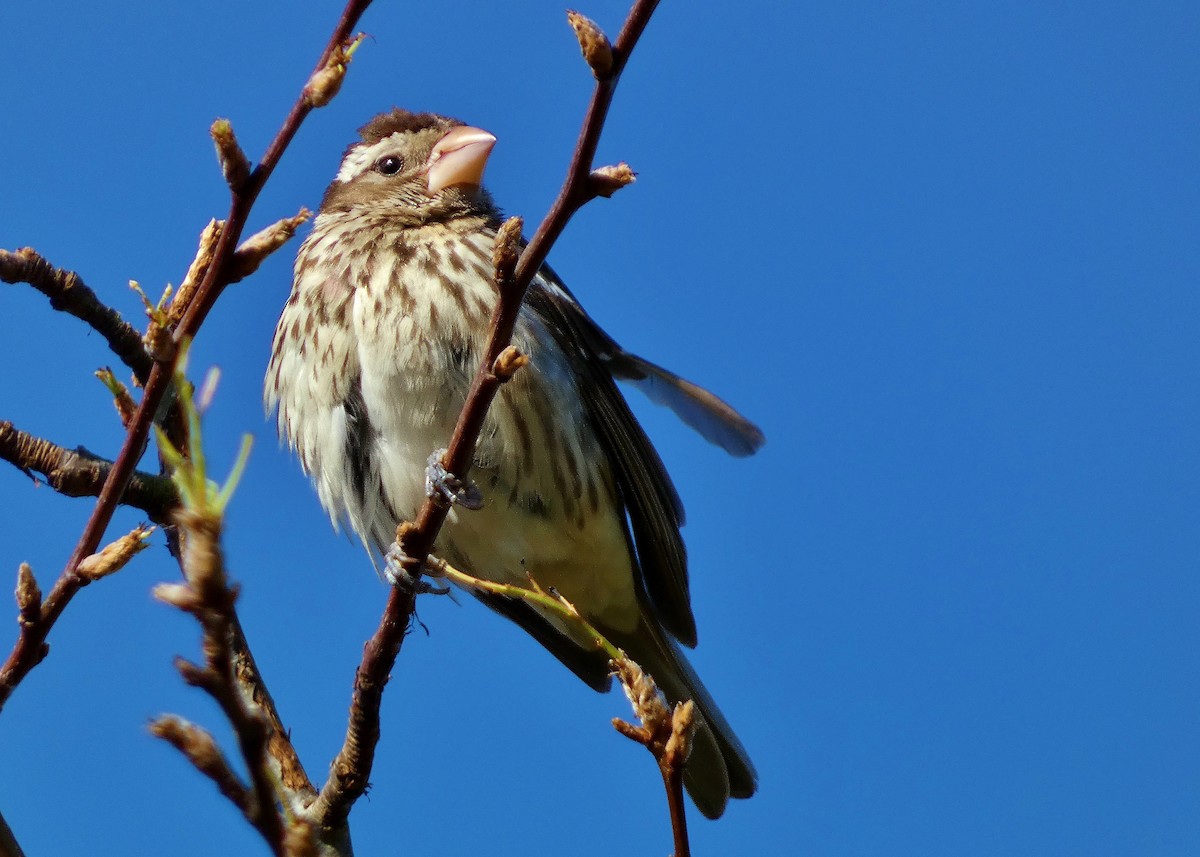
[266,109,764,818]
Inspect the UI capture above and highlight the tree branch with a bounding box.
[227,612,317,808]
[0,0,375,710]
[0,248,153,383]
[0,420,177,521]
[309,0,661,829]
[154,505,290,856]
[149,375,315,855]
[149,715,253,819]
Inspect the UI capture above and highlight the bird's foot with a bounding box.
[425,448,483,510]
[384,541,450,595]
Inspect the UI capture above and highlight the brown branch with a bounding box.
[150,715,252,816]
[662,739,692,857]
[0,0,375,710]
[511,1,660,288]
[153,506,291,856]
[7,524,153,679]
[310,0,661,828]
[146,366,317,853]
[228,611,318,806]
[0,248,153,383]
[0,420,177,521]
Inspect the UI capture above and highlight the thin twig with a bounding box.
[0,248,153,383]
[310,0,661,828]
[427,552,692,856]
[426,554,622,661]
[659,701,694,857]
[150,715,252,816]
[401,0,660,565]
[0,420,177,521]
[155,508,288,855]
[510,2,659,289]
[664,759,691,857]
[0,0,375,710]
[611,659,694,857]
[150,375,299,855]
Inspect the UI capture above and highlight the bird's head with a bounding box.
[319,109,498,225]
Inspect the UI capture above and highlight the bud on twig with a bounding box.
[77,524,155,581]
[142,324,174,363]
[567,11,614,78]
[131,280,176,363]
[16,562,41,625]
[95,368,139,426]
[211,119,251,191]
[173,656,212,689]
[150,715,251,812]
[492,346,529,382]
[492,216,524,286]
[229,209,311,282]
[305,34,364,108]
[589,163,637,198]
[613,655,672,736]
[665,699,696,765]
[150,715,223,770]
[153,581,202,612]
[168,219,223,327]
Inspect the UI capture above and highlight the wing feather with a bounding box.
[525,268,697,646]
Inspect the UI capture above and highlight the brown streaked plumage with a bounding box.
[265,109,764,818]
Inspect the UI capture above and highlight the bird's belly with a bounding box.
[358,330,641,632]
[440,482,639,631]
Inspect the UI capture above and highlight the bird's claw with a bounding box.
[384,542,450,595]
[425,448,483,510]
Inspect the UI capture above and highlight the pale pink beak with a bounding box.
[425,125,497,195]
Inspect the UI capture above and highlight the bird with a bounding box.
[265,109,764,818]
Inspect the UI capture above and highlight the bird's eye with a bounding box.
[375,155,404,175]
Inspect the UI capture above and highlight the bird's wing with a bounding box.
[604,351,765,457]
[524,266,698,646]
[470,588,614,690]
[530,268,764,457]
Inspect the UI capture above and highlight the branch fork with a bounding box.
[0,0,375,712]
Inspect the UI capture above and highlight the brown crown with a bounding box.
[357,109,463,144]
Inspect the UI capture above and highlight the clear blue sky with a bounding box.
[2,2,1197,855]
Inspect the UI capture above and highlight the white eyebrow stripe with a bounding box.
[335,132,407,183]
